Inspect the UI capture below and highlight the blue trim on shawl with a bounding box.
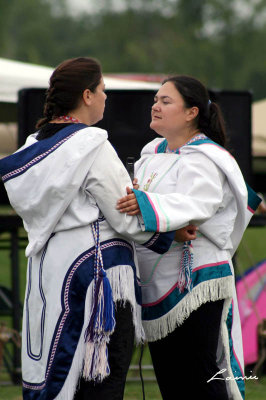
[0,123,87,182]
[142,263,232,321]
[143,231,175,255]
[22,238,138,400]
[226,303,245,399]
[26,251,47,361]
[133,189,158,232]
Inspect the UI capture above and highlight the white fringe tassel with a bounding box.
[143,275,234,342]
[107,265,145,344]
[83,339,109,382]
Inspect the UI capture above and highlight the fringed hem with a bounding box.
[143,275,234,342]
[107,265,145,344]
[219,299,244,400]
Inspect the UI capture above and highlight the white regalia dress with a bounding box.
[133,135,261,400]
[0,123,174,400]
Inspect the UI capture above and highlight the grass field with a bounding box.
[1,367,266,400]
[0,222,265,399]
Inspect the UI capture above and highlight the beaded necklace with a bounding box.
[57,115,80,123]
[165,133,207,153]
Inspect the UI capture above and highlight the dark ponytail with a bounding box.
[162,75,227,147]
[207,102,227,148]
[36,57,102,129]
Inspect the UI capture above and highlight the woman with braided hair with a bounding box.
[117,75,261,400]
[0,58,197,400]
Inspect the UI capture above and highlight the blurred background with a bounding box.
[0,0,265,93]
[0,1,266,399]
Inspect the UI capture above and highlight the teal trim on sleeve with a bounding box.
[246,183,262,212]
[133,189,158,232]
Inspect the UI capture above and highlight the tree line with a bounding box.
[1,0,266,100]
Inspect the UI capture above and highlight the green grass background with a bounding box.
[0,222,265,399]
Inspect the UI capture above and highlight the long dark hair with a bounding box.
[162,75,227,147]
[36,57,102,129]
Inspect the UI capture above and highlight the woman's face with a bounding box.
[150,81,190,137]
[89,77,107,125]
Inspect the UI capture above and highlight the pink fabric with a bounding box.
[236,260,266,365]
[247,205,256,214]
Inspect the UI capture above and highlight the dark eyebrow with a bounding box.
[154,95,172,101]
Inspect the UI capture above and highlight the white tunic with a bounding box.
[133,135,261,400]
[0,124,173,400]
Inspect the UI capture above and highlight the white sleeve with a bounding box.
[175,152,225,224]
[84,140,160,244]
[134,152,225,232]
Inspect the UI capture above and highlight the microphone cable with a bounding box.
[139,344,146,400]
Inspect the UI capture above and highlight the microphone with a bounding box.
[126,156,135,182]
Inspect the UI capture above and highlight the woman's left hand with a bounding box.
[175,225,198,242]
[116,187,140,215]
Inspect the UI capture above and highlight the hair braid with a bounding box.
[36,57,102,129]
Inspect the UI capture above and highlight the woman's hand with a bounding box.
[175,225,198,242]
[258,202,266,214]
[116,186,140,215]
